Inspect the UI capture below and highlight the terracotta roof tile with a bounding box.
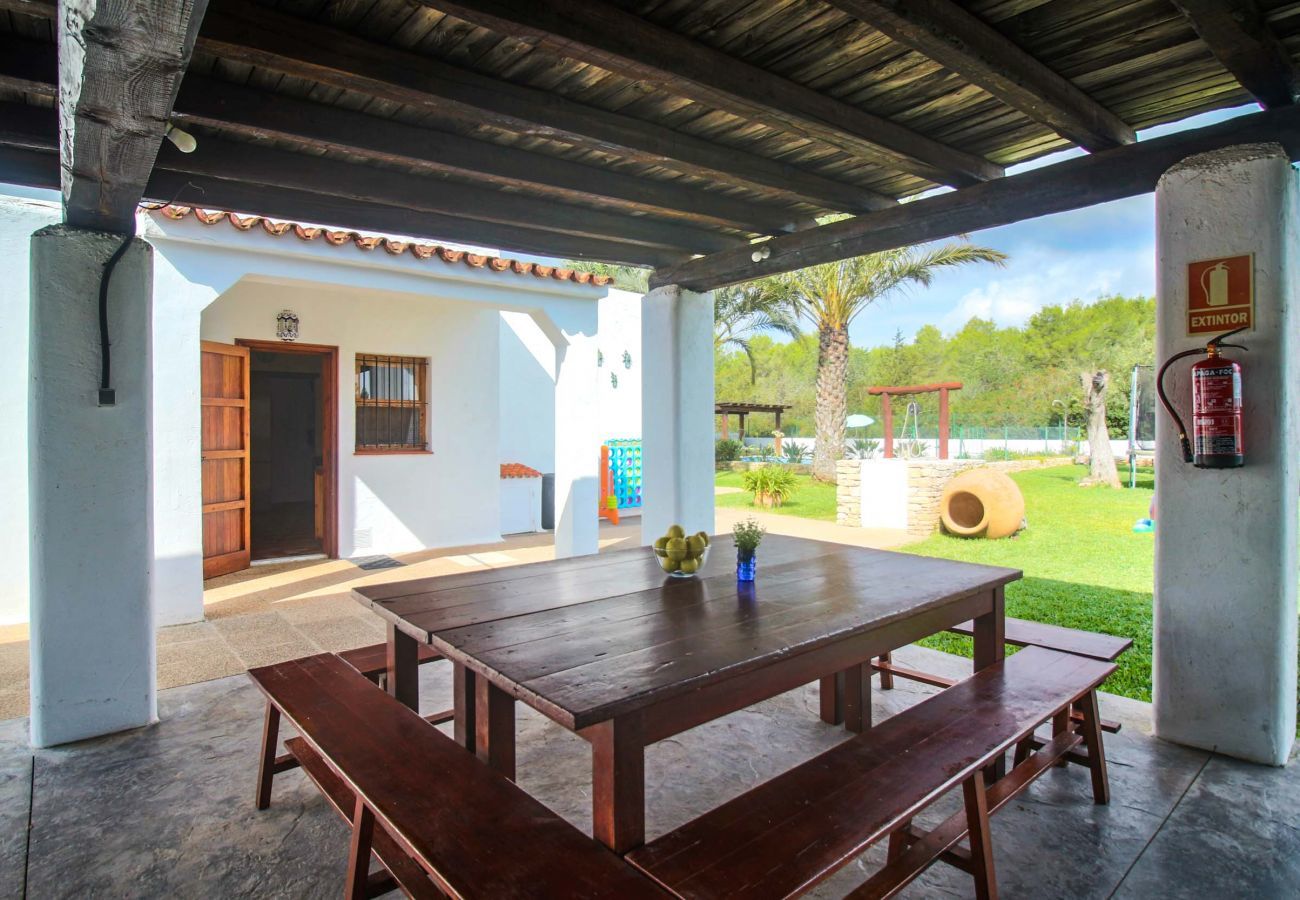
[500,463,543,479]
[144,205,613,287]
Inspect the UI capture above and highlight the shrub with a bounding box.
[850,437,879,459]
[715,439,744,462]
[742,465,799,507]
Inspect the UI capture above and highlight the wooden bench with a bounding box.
[627,646,1115,900]
[253,641,448,810]
[249,654,666,899]
[874,616,1132,736]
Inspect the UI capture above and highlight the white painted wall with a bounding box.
[498,287,643,476]
[858,459,909,529]
[596,288,644,441]
[0,196,58,626]
[499,311,557,473]
[1153,144,1299,766]
[201,279,501,557]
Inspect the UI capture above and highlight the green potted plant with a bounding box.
[733,517,765,582]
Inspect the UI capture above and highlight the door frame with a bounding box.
[237,339,340,559]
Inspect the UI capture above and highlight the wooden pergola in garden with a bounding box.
[869,381,962,460]
[2,0,1299,778]
[716,401,791,442]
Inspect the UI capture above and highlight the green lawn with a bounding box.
[714,469,838,521]
[906,465,1155,702]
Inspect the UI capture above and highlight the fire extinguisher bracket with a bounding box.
[1157,327,1247,468]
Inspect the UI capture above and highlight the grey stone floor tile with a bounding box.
[0,717,31,899]
[1112,752,1300,899]
[5,645,1299,899]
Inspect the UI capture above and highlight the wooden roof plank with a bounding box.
[0,34,810,235]
[195,0,894,213]
[652,103,1300,290]
[824,0,1135,150]
[416,0,1003,186]
[1170,0,1300,107]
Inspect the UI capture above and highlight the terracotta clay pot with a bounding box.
[940,469,1025,539]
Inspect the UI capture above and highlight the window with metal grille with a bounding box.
[355,354,429,452]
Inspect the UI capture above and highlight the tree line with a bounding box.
[715,294,1156,440]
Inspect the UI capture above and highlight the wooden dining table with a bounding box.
[352,534,1021,854]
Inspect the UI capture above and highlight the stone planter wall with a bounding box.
[837,457,1072,534]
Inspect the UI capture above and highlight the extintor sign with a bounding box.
[1187,254,1253,336]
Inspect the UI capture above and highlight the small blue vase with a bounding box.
[737,551,757,582]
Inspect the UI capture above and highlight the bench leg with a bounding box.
[877,652,895,690]
[344,798,376,900]
[256,702,281,811]
[1077,690,1110,805]
[886,817,912,862]
[962,772,998,900]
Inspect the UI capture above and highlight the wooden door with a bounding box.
[201,341,251,578]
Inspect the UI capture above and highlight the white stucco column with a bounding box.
[1153,143,1299,765]
[29,226,156,747]
[640,284,714,542]
[552,311,600,558]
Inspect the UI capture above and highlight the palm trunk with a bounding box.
[1079,370,1121,488]
[813,325,848,483]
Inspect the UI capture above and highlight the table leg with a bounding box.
[841,662,872,734]
[972,585,1006,780]
[386,623,419,711]
[475,677,516,781]
[589,715,646,854]
[453,664,477,754]
[818,673,843,725]
[972,585,1006,672]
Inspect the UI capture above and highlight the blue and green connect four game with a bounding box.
[604,439,643,510]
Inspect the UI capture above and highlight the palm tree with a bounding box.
[713,281,801,382]
[773,242,1008,482]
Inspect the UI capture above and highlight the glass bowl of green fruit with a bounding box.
[652,524,711,578]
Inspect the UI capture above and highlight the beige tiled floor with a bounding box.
[0,510,914,722]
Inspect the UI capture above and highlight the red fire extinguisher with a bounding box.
[1156,326,1247,468]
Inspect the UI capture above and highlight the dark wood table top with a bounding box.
[353,535,1020,731]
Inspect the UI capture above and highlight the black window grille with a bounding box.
[355,354,429,452]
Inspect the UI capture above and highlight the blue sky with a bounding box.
[851,104,1259,349]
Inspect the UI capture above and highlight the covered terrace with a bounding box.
[1,0,1299,896]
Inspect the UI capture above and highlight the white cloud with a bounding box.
[941,242,1154,331]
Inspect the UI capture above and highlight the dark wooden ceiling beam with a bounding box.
[0,144,58,191]
[653,105,1300,290]
[0,33,806,235]
[172,80,809,237]
[194,0,892,214]
[140,170,684,269]
[57,0,210,232]
[0,101,731,254]
[417,0,1001,187]
[1169,0,1300,108]
[824,0,1134,151]
[0,124,679,268]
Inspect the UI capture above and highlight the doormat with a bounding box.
[351,555,405,571]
